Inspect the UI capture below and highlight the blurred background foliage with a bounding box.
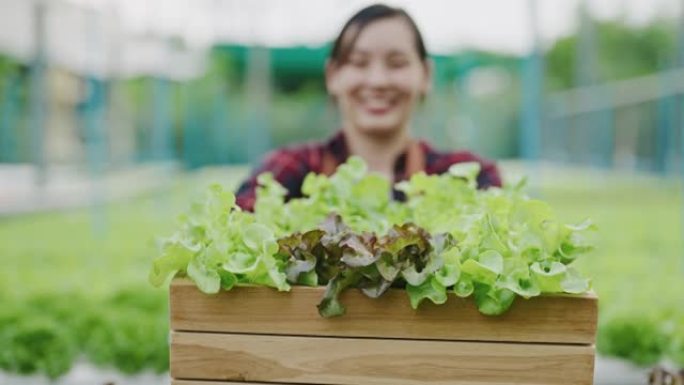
[0,17,682,169]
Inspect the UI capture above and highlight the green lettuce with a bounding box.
[150,157,595,318]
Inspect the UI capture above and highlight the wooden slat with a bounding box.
[170,278,597,344]
[171,332,595,385]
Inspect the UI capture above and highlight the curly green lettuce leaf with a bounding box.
[473,284,516,316]
[530,261,567,293]
[448,161,481,186]
[461,250,503,286]
[560,266,591,294]
[557,219,597,264]
[218,269,237,290]
[498,272,541,298]
[434,261,460,287]
[406,276,448,309]
[149,238,200,287]
[243,223,279,255]
[454,276,475,297]
[187,253,221,294]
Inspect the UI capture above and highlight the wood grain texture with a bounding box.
[170,332,595,385]
[170,278,598,344]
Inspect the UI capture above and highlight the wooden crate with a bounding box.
[169,278,598,385]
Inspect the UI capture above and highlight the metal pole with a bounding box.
[180,82,192,168]
[574,1,596,87]
[575,0,613,168]
[83,7,108,237]
[454,53,479,151]
[151,77,172,161]
[212,78,230,164]
[520,0,542,161]
[30,0,47,186]
[0,69,20,163]
[83,77,107,175]
[245,46,272,164]
[678,0,684,265]
[656,75,677,173]
[655,0,682,175]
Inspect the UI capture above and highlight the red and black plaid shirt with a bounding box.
[235,131,502,211]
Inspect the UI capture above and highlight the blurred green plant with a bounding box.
[546,18,678,90]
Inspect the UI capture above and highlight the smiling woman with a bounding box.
[235,3,502,211]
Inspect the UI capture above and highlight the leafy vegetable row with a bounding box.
[149,157,595,316]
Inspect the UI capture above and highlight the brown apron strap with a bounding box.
[320,139,425,178]
[321,149,338,176]
[405,140,426,176]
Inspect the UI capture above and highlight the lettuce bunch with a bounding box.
[150,157,595,316]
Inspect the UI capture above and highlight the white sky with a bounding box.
[0,0,680,77]
[115,0,682,53]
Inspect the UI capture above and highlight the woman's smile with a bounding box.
[357,93,400,115]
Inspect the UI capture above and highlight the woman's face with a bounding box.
[326,17,432,137]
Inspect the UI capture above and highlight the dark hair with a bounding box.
[329,4,428,65]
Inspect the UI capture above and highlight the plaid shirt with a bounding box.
[236,131,502,211]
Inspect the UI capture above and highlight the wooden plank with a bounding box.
[170,332,595,385]
[170,278,597,344]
